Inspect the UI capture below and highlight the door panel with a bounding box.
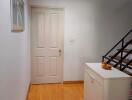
[31,8,64,84]
[50,14,58,47]
[37,57,45,76]
[37,13,45,48]
[49,57,57,76]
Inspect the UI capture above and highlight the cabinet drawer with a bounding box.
[85,66,103,85]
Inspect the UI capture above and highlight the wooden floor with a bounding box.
[27,83,84,100]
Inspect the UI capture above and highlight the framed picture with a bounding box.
[11,0,24,32]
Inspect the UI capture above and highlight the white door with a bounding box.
[31,7,64,84]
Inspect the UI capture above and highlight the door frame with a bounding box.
[29,5,64,83]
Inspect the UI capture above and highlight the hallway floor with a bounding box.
[27,83,83,100]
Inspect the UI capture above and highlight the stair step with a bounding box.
[128,42,132,45]
[109,63,132,76]
[109,56,132,66]
[121,70,132,76]
[117,49,132,54]
[118,68,132,76]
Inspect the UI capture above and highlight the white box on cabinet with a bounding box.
[84,63,132,100]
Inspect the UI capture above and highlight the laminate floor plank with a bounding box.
[27,83,83,100]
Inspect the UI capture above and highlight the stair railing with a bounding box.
[102,29,132,63]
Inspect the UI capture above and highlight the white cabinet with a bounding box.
[84,63,132,100]
[84,71,103,100]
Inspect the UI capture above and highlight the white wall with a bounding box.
[0,0,30,100]
[30,0,132,81]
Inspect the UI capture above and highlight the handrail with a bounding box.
[102,28,132,75]
[106,38,132,64]
[104,29,132,57]
[113,49,132,67]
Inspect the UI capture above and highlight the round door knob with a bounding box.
[59,50,61,52]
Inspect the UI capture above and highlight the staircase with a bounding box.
[102,29,132,75]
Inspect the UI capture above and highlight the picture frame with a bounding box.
[11,0,24,32]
